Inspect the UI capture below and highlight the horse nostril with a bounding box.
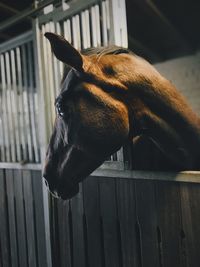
[43,177,49,188]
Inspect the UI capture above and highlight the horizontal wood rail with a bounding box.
[0,162,200,183]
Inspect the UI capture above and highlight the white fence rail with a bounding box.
[35,0,127,164]
[0,32,40,163]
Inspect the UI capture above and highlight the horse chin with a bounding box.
[57,182,80,200]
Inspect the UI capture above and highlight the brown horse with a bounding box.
[43,32,200,199]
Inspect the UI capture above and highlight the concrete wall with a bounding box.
[154,52,200,115]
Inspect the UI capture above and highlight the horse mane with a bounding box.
[61,46,132,83]
[81,46,131,56]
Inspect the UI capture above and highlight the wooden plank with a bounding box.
[13,169,28,267]
[57,199,72,267]
[22,170,37,267]
[83,177,102,267]
[180,183,200,267]
[155,181,182,267]
[50,197,61,267]
[135,180,159,267]
[0,169,10,267]
[5,169,18,267]
[99,177,120,267]
[116,178,139,267]
[71,183,86,267]
[32,170,49,267]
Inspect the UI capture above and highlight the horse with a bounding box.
[43,32,200,200]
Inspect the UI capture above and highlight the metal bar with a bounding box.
[85,9,91,48]
[101,1,108,46]
[10,49,21,162]
[63,19,72,44]
[0,31,32,54]
[0,95,6,161]
[50,22,60,97]
[0,58,6,161]
[91,6,97,47]
[81,11,87,49]
[41,23,53,135]
[33,20,52,267]
[94,4,101,46]
[108,0,128,47]
[55,22,63,81]
[34,18,49,157]
[16,46,28,161]
[38,0,101,24]
[27,42,40,162]
[21,44,33,162]
[46,22,56,124]
[5,52,16,162]
[72,15,81,50]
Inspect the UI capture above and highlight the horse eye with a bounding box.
[56,104,65,118]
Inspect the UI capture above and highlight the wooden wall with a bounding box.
[50,176,200,267]
[0,169,49,267]
[1,169,200,267]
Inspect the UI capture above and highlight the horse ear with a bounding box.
[44,32,83,72]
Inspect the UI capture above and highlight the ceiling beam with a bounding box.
[0,0,57,33]
[0,2,19,15]
[134,0,192,52]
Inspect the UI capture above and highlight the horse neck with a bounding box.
[128,78,200,159]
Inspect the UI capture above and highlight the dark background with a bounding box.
[0,0,200,62]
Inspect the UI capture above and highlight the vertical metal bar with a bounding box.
[5,52,16,162]
[81,10,91,49]
[72,15,81,50]
[16,46,27,161]
[81,11,87,49]
[85,9,91,48]
[33,18,52,267]
[94,5,101,46]
[119,0,128,47]
[51,22,60,97]
[108,0,128,47]
[10,49,21,162]
[56,22,63,81]
[0,56,6,161]
[49,21,58,101]
[21,44,33,162]
[0,84,5,161]
[27,42,40,162]
[41,23,53,135]
[0,55,10,161]
[91,6,98,47]
[63,19,72,44]
[101,0,109,46]
[46,21,56,124]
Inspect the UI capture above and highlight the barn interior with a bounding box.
[0,0,200,63]
[1,1,200,267]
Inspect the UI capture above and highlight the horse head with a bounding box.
[43,33,200,200]
[43,33,131,199]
